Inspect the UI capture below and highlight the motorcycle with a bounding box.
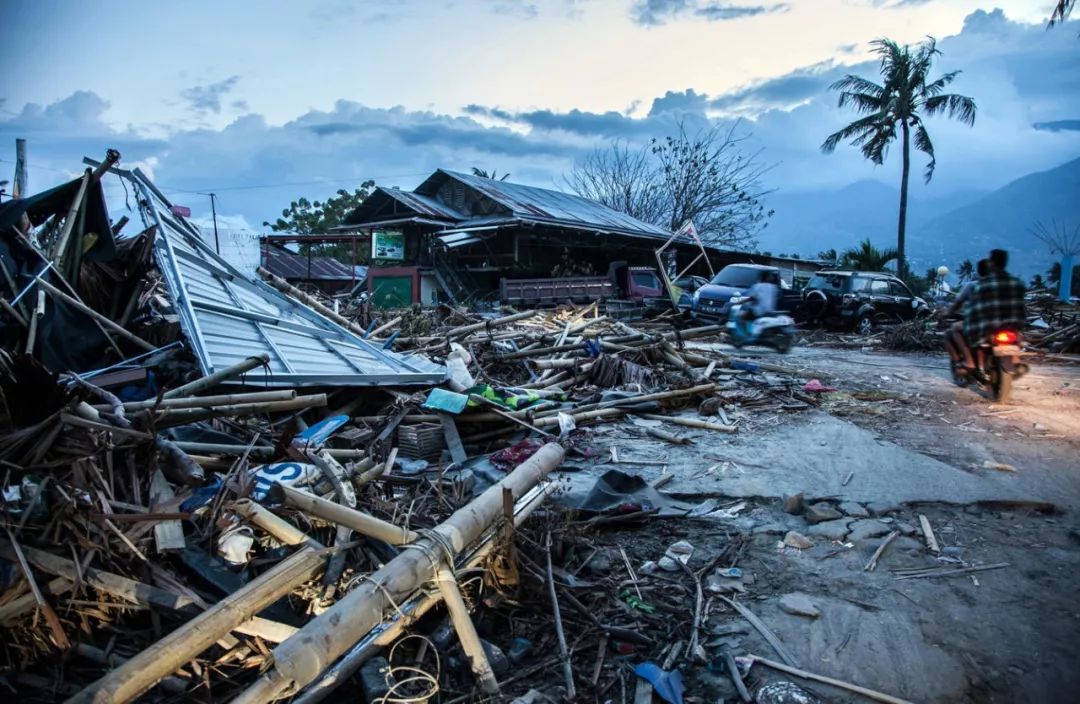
[950,328,1030,402]
[726,300,795,353]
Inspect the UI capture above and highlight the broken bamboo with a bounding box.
[233,442,566,702]
[66,546,328,704]
[163,353,270,398]
[36,278,156,352]
[276,484,417,545]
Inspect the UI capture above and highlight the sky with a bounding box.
[0,0,1077,244]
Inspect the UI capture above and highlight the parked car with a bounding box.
[671,274,710,309]
[691,264,801,322]
[801,270,927,333]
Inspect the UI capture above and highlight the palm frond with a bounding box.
[836,90,886,114]
[828,75,885,98]
[913,122,936,183]
[924,93,976,126]
[922,70,960,97]
[820,112,889,154]
[1048,0,1074,27]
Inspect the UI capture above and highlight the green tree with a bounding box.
[840,238,899,270]
[1030,274,1046,290]
[956,259,974,283]
[471,168,510,181]
[821,38,976,278]
[816,248,839,266]
[263,182,375,234]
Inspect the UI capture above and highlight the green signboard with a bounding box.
[372,231,405,260]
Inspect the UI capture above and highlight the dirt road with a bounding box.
[571,344,1080,702]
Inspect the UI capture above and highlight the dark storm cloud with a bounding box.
[630,0,787,25]
[180,76,241,114]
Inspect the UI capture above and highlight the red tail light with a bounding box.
[993,330,1018,345]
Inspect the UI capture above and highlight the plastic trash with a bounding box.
[633,662,685,704]
[445,343,476,392]
[803,379,837,393]
[731,360,760,372]
[249,462,320,501]
[658,540,694,571]
[507,636,533,664]
[557,412,576,436]
[217,525,255,566]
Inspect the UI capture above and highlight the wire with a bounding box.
[380,634,440,704]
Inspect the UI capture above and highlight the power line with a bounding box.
[0,157,429,195]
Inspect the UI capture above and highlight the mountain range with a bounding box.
[758,156,1080,279]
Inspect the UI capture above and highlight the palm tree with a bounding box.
[1049,0,1074,27]
[821,38,976,278]
[816,248,839,266]
[840,238,899,271]
[956,259,974,283]
[471,167,510,181]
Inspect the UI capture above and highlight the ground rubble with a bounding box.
[2,151,1079,704]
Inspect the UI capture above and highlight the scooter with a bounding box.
[950,328,1030,402]
[726,300,796,353]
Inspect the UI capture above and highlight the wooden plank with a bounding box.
[440,412,468,465]
[0,541,195,611]
[150,470,186,553]
[918,514,940,554]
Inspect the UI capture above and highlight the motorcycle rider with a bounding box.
[957,249,1026,379]
[740,270,780,331]
[941,258,989,370]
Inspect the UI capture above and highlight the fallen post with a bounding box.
[744,654,914,704]
[162,354,270,399]
[232,442,566,702]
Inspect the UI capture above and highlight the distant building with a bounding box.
[336,169,819,307]
[260,243,365,295]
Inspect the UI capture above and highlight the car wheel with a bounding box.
[855,315,874,335]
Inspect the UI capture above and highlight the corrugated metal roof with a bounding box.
[263,245,357,281]
[378,187,464,220]
[124,169,446,387]
[425,170,672,240]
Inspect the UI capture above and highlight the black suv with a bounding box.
[801,271,927,333]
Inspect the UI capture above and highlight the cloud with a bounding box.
[696,3,789,21]
[870,0,932,7]
[180,76,241,115]
[490,1,539,18]
[2,9,1076,237]
[630,0,787,24]
[1033,120,1080,132]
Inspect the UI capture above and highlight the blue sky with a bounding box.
[1,0,1077,240]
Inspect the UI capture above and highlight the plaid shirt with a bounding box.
[963,271,1026,344]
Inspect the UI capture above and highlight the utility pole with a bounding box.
[209,192,221,255]
[14,138,28,199]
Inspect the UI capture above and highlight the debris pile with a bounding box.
[0,151,838,702]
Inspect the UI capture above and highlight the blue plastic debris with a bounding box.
[731,360,760,372]
[295,415,349,446]
[633,662,685,704]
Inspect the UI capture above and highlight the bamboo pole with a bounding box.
[640,414,737,433]
[277,484,417,545]
[233,443,566,702]
[36,279,156,352]
[51,171,91,272]
[92,389,296,412]
[443,310,538,339]
[163,354,270,399]
[745,655,914,704]
[435,566,500,693]
[232,500,321,547]
[258,268,369,338]
[66,546,327,704]
[24,289,45,354]
[292,480,557,704]
[148,394,326,426]
[367,316,402,338]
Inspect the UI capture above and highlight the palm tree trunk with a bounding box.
[897,121,911,279]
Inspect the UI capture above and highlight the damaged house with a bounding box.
[333,169,819,308]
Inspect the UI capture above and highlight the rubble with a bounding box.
[1,151,839,702]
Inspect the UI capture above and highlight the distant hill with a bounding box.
[907,156,1080,278]
[757,156,1080,279]
[757,180,983,260]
